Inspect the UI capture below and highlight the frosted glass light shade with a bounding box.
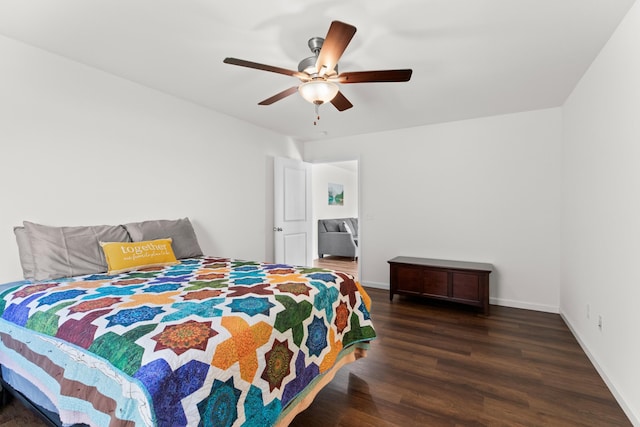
[298,80,339,104]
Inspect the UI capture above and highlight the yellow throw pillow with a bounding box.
[100,238,179,274]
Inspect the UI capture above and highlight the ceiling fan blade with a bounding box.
[330,91,353,111]
[258,86,299,105]
[315,21,357,75]
[224,57,308,79]
[337,69,413,84]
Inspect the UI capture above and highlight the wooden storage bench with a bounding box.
[388,257,493,315]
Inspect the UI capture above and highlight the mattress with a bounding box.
[0,257,375,426]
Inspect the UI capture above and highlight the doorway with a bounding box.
[310,160,360,281]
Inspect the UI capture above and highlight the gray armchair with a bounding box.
[318,218,358,260]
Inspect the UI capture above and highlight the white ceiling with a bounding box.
[0,0,635,143]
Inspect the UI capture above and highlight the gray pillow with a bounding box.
[14,226,35,280]
[340,221,353,235]
[347,218,358,237]
[23,221,131,281]
[324,219,342,232]
[124,218,203,259]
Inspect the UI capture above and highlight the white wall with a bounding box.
[0,35,301,283]
[311,162,358,259]
[561,1,640,423]
[304,108,563,312]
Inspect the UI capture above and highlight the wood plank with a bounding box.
[314,256,358,280]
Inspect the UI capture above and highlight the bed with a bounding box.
[0,219,376,426]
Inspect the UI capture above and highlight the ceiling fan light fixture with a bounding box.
[224,20,411,116]
[298,80,339,105]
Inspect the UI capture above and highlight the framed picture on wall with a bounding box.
[328,183,344,206]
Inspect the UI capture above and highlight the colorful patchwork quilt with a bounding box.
[0,257,376,426]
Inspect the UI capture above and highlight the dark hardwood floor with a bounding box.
[291,288,631,427]
[1,286,630,426]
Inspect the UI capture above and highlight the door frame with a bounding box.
[309,157,361,281]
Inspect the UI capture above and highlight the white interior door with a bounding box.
[274,157,312,266]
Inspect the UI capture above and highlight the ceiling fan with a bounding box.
[223,20,412,124]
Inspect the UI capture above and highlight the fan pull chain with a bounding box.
[313,103,320,126]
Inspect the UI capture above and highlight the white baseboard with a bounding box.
[489,297,558,313]
[362,283,559,313]
[560,312,639,426]
[361,281,389,290]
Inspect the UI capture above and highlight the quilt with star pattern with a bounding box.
[0,257,376,426]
